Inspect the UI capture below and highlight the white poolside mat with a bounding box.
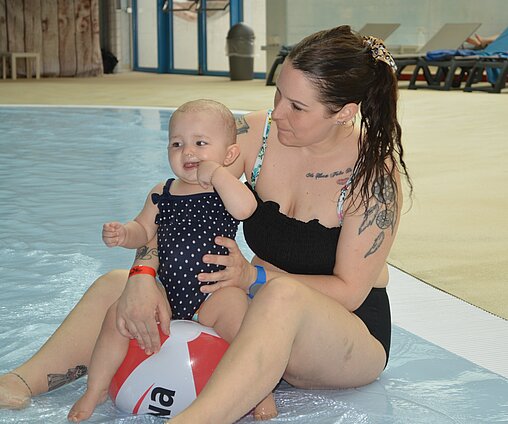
[388,265,508,378]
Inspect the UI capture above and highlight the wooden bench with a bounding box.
[1,52,41,80]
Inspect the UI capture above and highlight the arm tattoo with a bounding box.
[359,204,379,234]
[364,232,385,258]
[376,209,395,230]
[373,176,395,203]
[135,245,158,261]
[236,115,250,135]
[47,365,87,391]
[360,176,398,257]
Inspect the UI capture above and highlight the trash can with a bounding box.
[226,22,255,81]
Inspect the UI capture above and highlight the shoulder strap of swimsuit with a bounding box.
[337,173,355,227]
[152,178,174,205]
[163,178,175,195]
[250,109,272,190]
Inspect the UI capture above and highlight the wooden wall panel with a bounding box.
[6,0,25,74]
[24,0,42,77]
[41,0,60,76]
[90,0,102,76]
[0,0,7,53]
[58,0,77,76]
[2,0,103,77]
[75,0,92,76]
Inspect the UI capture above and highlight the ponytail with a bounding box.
[352,61,412,212]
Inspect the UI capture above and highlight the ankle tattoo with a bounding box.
[8,372,33,397]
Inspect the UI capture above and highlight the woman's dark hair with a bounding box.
[288,25,412,214]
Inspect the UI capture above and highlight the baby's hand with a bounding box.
[102,222,127,247]
[197,161,222,189]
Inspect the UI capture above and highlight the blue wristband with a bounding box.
[248,265,266,299]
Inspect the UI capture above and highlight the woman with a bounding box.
[0,25,411,423]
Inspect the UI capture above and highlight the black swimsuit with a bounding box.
[152,179,240,320]
[242,110,391,364]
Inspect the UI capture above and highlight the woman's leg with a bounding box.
[197,287,278,421]
[170,277,386,424]
[68,300,130,422]
[0,270,128,409]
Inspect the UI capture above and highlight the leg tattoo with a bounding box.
[47,365,87,392]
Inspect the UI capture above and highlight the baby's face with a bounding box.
[168,110,232,183]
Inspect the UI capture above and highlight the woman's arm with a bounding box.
[116,235,171,355]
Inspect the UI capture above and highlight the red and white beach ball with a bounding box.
[109,320,229,417]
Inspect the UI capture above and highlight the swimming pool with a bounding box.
[1,106,507,423]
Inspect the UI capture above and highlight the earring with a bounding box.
[336,120,347,126]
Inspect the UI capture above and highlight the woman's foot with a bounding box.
[253,393,278,421]
[0,372,32,409]
[67,388,108,422]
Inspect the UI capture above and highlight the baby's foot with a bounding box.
[253,393,278,421]
[67,388,108,422]
[0,372,32,409]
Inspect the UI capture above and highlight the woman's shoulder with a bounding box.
[236,109,271,148]
[237,109,270,134]
[234,110,272,177]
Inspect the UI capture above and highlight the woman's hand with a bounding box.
[116,274,171,355]
[199,236,257,294]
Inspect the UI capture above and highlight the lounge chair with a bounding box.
[265,23,400,86]
[463,55,508,93]
[357,23,401,41]
[408,26,508,92]
[394,23,481,79]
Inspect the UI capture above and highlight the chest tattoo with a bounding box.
[306,168,352,182]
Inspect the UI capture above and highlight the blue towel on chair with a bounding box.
[426,49,508,83]
[425,49,478,60]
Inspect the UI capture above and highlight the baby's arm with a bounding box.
[102,182,164,249]
[198,161,256,220]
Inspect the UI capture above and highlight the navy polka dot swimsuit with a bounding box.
[152,179,240,320]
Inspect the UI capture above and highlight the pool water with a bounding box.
[0,106,506,423]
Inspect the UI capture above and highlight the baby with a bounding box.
[68,99,277,422]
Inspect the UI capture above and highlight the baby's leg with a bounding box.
[68,300,129,422]
[197,287,248,342]
[197,288,278,421]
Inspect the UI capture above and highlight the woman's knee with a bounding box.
[256,276,307,311]
[84,270,128,306]
[96,269,129,288]
[89,270,128,294]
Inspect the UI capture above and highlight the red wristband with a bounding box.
[129,265,156,278]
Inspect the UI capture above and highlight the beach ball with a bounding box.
[109,320,229,417]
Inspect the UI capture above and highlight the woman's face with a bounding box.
[272,60,338,149]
